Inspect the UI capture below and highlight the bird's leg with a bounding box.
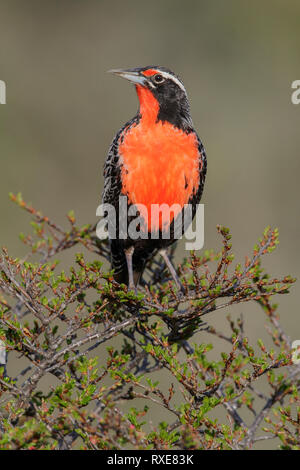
[159,248,185,294]
[125,246,137,294]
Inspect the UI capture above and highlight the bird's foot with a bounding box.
[128,282,138,296]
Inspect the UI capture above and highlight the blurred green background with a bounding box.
[0,0,299,447]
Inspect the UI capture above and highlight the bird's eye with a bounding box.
[153,74,164,84]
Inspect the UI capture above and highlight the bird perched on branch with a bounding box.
[102,66,207,292]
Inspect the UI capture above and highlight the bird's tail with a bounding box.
[110,240,155,287]
[110,240,154,287]
[113,264,144,287]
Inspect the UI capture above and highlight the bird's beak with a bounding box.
[108,68,147,86]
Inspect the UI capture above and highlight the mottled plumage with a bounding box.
[102,66,207,288]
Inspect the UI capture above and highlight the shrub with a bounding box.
[0,194,299,450]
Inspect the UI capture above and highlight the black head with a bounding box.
[109,66,193,131]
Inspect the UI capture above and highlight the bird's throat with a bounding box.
[136,85,159,125]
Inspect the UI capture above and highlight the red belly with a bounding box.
[119,120,200,231]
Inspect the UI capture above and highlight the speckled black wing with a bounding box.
[102,116,141,284]
[102,115,141,206]
[189,133,207,214]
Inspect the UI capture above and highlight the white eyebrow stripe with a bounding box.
[158,71,187,93]
[147,80,156,89]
